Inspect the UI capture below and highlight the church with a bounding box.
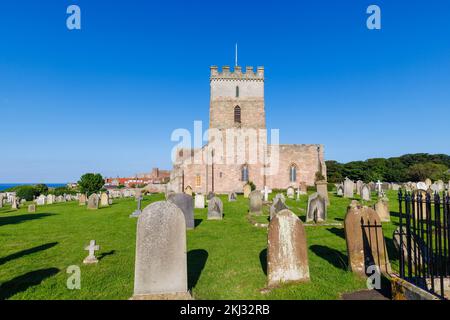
[168,65,327,194]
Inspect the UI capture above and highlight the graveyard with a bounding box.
[0,188,404,300]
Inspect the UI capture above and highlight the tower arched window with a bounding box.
[234,106,241,124]
[236,86,239,98]
[241,165,249,182]
[289,164,297,182]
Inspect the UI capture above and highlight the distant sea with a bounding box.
[0,183,66,191]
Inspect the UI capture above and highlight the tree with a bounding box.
[34,184,49,195]
[407,163,449,182]
[16,186,39,201]
[78,173,105,196]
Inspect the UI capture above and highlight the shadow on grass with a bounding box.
[310,245,348,270]
[0,213,55,227]
[260,249,267,275]
[187,249,208,290]
[98,250,116,261]
[0,242,58,266]
[0,268,59,300]
[327,227,345,239]
[194,219,203,228]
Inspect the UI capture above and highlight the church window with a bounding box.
[234,106,241,124]
[242,165,249,182]
[289,164,297,182]
[236,86,239,98]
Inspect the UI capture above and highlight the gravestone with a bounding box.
[336,185,344,196]
[207,192,215,200]
[374,198,390,222]
[130,195,143,218]
[28,204,36,213]
[249,191,263,215]
[184,186,193,196]
[344,201,391,276]
[315,181,329,206]
[356,180,363,195]
[286,186,295,199]
[298,182,307,195]
[11,196,18,210]
[430,183,440,194]
[228,192,237,202]
[267,209,310,287]
[269,197,288,220]
[417,182,427,191]
[87,194,99,210]
[243,184,251,198]
[425,178,432,187]
[134,189,142,200]
[0,194,3,208]
[391,183,400,191]
[194,193,205,209]
[393,227,428,271]
[83,240,100,264]
[361,184,371,201]
[79,194,87,206]
[306,193,327,223]
[275,193,286,203]
[46,194,54,205]
[36,195,46,206]
[168,193,195,229]
[132,201,189,299]
[343,178,354,198]
[207,197,223,220]
[413,190,427,220]
[100,193,109,207]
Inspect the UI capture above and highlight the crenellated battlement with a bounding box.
[210,65,264,80]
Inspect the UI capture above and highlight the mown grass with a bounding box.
[0,190,401,300]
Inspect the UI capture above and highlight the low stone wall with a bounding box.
[391,274,441,300]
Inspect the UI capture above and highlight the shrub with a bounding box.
[78,173,105,196]
[16,186,39,201]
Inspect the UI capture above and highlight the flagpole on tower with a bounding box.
[235,43,238,67]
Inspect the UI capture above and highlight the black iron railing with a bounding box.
[398,190,450,299]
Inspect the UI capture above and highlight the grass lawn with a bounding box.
[0,190,402,300]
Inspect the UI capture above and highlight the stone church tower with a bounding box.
[168,65,327,194]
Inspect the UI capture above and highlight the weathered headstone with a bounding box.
[46,194,55,205]
[243,184,251,198]
[184,186,193,196]
[306,193,327,223]
[361,184,371,201]
[0,194,3,208]
[275,193,286,202]
[79,194,87,206]
[356,180,363,195]
[11,196,18,210]
[269,197,288,220]
[267,209,310,287]
[417,182,427,191]
[249,190,263,215]
[87,194,99,210]
[286,186,295,199]
[298,182,307,195]
[343,178,354,198]
[28,204,36,213]
[344,201,391,276]
[132,201,190,299]
[36,195,46,206]
[168,193,195,229]
[425,178,432,187]
[374,197,390,222]
[207,197,223,220]
[83,240,100,264]
[100,192,109,207]
[336,185,344,196]
[194,193,205,209]
[315,181,329,206]
[228,192,237,202]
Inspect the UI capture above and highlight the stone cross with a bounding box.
[376,180,383,195]
[296,188,300,201]
[130,196,143,218]
[263,186,271,202]
[83,240,100,264]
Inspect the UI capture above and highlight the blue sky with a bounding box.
[1,0,449,183]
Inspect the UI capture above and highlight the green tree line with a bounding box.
[326,153,450,183]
